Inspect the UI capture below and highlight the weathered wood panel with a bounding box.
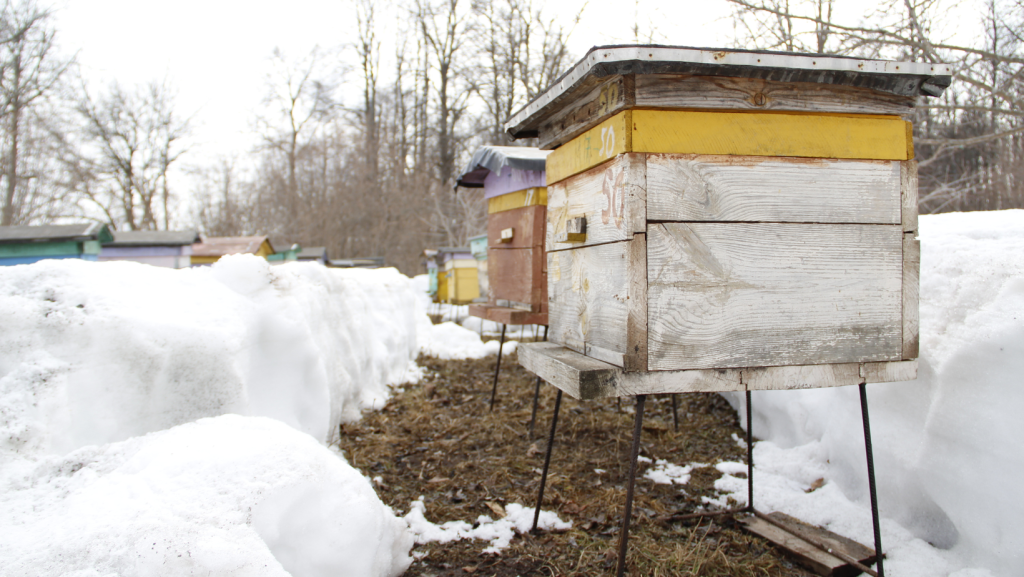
[901,160,919,232]
[743,364,863,390]
[625,232,648,371]
[647,222,904,371]
[536,74,634,150]
[547,241,630,362]
[646,155,901,224]
[740,512,877,576]
[862,360,917,383]
[487,205,546,249]
[489,247,545,311]
[635,74,916,117]
[546,153,646,252]
[517,342,742,399]
[487,187,547,214]
[631,109,912,162]
[546,110,632,184]
[546,109,913,185]
[902,234,920,359]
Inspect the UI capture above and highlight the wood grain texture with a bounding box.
[635,74,916,117]
[740,512,877,577]
[489,247,546,311]
[487,187,548,214]
[743,364,863,390]
[903,234,921,359]
[487,205,546,249]
[546,153,646,252]
[547,241,630,362]
[517,342,742,399]
[468,304,547,326]
[646,154,901,224]
[631,109,911,162]
[625,232,648,372]
[536,74,634,151]
[545,111,632,184]
[647,222,904,371]
[862,360,918,383]
[901,160,919,232]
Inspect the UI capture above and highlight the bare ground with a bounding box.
[340,352,818,576]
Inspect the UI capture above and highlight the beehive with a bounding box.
[510,46,952,399]
[457,146,551,325]
[437,247,479,305]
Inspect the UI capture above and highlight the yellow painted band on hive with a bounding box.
[545,109,914,184]
[487,187,548,214]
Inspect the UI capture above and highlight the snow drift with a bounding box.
[726,210,1024,575]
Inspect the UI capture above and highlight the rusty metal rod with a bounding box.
[671,394,679,431]
[746,390,754,512]
[616,395,647,577]
[532,388,562,532]
[489,324,506,411]
[527,326,548,437]
[859,383,885,577]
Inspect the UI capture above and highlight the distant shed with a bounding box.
[100,230,199,269]
[0,223,113,266]
[190,236,273,266]
[297,246,329,265]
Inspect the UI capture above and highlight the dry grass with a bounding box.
[340,353,816,576]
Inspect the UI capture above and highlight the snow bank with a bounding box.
[410,274,519,360]
[0,415,413,577]
[0,256,420,453]
[724,210,1024,575]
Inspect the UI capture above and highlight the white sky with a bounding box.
[52,0,980,175]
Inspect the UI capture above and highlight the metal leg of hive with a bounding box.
[532,388,563,533]
[615,394,647,577]
[746,390,754,512]
[489,324,506,411]
[671,394,679,431]
[527,326,548,437]
[859,383,885,577]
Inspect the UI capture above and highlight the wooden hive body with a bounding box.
[508,46,951,398]
[458,146,552,325]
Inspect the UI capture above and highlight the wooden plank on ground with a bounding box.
[546,109,912,184]
[488,187,548,214]
[487,205,546,249]
[741,512,878,577]
[537,74,634,150]
[489,247,545,312]
[646,155,901,224]
[546,153,646,252]
[903,232,921,360]
[647,222,904,371]
[635,74,915,117]
[547,241,630,362]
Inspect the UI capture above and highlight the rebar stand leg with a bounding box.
[616,394,647,577]
[671,394,679,431]
[532,389,563,532]
[859,383,885,576]
[489,324,506,411]
[527,326,548,437]
[746,390,754,512]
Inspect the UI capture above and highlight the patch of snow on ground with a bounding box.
[643,459,707,485]
[719,210,1024,576]
[0,415,413,577]
[404,498,570,555]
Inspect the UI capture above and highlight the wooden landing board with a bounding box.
[545,109,913,184]
[646,155,902,224]
[546,153,646,252]
[741,512,878,577]
[518,342,917,398]
[468,304,547,326]
[487,205,546,249]
[488,187,548,214]
[647,223,903,371]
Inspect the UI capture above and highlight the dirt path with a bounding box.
[341,353,817,576]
